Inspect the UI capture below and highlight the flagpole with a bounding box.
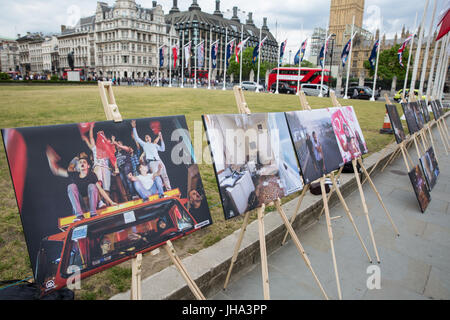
[402,12,418,101]
[419,0,437,98]
[410,0,430,97]
[370,19,382,101]
[157,44,163,87]
[181,31,184,88]
[240,25,244,87]
[169,25,173,88]
[256,26,263,93]
[223,28,228,91]
[426,37,439,101]
[319,25,330,98]
[297,24,304,96]
[208,27,212,90]
[436,35,450,99]
[194,41,198,89]
[439,42,450,100]
[343,15,355,99]
[432,36,445,98]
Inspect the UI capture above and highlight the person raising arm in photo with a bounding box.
[131,120,172,191]
[46,146,117,221]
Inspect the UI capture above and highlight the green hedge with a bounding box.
[0,80,98,85]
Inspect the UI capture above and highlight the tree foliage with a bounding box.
[364,44,411,81]
[227,47,276,80]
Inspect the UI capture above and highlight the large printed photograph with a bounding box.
[330,106,368,162]
[419,147,439,191]
[285,109,344,184]
[203,113,303,220]
[401,102,420,134]
[1,116,212,295]
[420,100,431,123]
[408,165,431,213]
[386,104,407,144]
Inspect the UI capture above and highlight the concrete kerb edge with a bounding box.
[110,140,399,300]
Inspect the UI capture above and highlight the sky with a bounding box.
[0,0,446,62]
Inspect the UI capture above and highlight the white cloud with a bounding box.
[0,0,442,60]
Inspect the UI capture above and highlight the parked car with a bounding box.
[301,83,330,96]
[241,81,264,91]
[270,82,296,94]
[393,89,426,102]
[343,86,380,100]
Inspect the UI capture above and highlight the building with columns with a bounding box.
[0,37,19,73]
[165,0,278,81]
[58,16,96,77]
[94,0,177,79]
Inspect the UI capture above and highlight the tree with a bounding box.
[283,60,316,68]
[227,47,276,81]
[364,44,411,81]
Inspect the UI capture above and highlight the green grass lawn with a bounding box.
[0,85,397,299]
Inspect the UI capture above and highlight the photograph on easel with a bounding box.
[408,164,431,213]
[203,113,303,220]
[430,100,442,120]
[420,100,431,123]
[285,109,344,185]
[411,101,425,130]
[1,116,212,296]
[386,104,407,144]
[401,102,420,134]
[419,147,440,191]
[330,106,368,163]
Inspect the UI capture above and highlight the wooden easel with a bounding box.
[334,94,400,264]
[430,96,450,154]
[380,94,427,172]
[98,81,205,301]
[223,86,329,300]
[282,90,372,300]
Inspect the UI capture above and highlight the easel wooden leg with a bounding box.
[413,134,422,158]
[352,160,381,264]
[320,177,342,300]
[366,138,396,179]
[400,143,412,172]
[281,184,310,246]
[381,144,400,173]
[130,254,142,300]
[224,210,252,290]
[257,204,270,300]
[436,120,450,154]
[317,167,344,221]
[427,126,439,162]
[164,241,206,300]
[330,173,372,263]
[275,199,329,300]
[358,158,400,237]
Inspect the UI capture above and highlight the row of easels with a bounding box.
[98,82,205,301]
[380,93,449,175]
[224,86,329,300]
[285,91,399,299]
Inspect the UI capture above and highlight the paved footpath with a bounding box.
[211,116,450,300]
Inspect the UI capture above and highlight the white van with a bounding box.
[301,83,330,96]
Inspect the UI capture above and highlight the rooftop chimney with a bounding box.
[189,0,201,11]
[169,0,180,14]
[213,0,223,17]
[231,6,240,23]
[152,1,157,7]
[61,25,67,33]
[246,12,255,27]
[262,17,269,31]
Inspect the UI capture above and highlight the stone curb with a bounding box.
[110,140,403,300]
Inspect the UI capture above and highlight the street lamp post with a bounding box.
[328,34,336,97]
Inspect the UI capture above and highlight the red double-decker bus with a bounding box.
[268,67,330,92]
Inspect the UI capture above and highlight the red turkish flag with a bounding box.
[437,7,450,41]
[4,129,27,212]
[96,131,117,167]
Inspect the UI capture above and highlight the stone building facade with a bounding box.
[165,0,278,81]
